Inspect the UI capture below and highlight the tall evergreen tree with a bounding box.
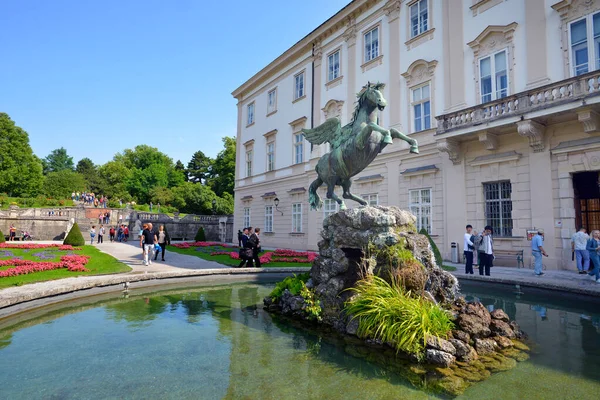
[187,150,212,183]
[0,113,44,196]
[175,159,188,182]
[43,147,74,174]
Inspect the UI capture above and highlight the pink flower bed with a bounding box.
[171,241,235,249]
[208,248,317,265]
[0,254,90,278]
[0,243,80,251]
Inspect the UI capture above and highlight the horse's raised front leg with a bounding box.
[390,128,419,154]
[326,183,346,210]
[341,179,367,207]
[368,122,393,144]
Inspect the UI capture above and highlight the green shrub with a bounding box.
[19,198,35,207]
[420,228,443,267]
[344,275,453,356]
[269,273,310,300]
[63,222,85,246]
[46,199,59,207]
[194,226,206,242]
[0,230,5,243]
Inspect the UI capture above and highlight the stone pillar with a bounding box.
[557,154,576,269]
[345,20,357,121]
[442,157,467,261]
[442,0,466,112]
[525,0,550,88]
[385,1,401,127]
[312,42,324,159]
[529,150,558,269]
[387,161,401,206]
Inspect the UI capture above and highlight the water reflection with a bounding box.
[0,282,599,399]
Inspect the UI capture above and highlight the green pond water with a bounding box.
[0,279,599,399]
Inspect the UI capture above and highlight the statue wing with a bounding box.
[301,118,341,146]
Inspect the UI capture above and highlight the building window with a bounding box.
[412,84,431,132]
[363,194,379,206]
[247,103,254,125]
[323,198,339,219]
[410,0,428,38]
[479,50,508,103]
[294,133,304,164]
[328,51,340,82]
[245,150,253,177]
[483,181,513,237]
[267,142,275,172]
[267,89,277,114]
[294,72,305,100]
[265,206,274,233]
[292,203,303,233]
[570,13,600,76]
[409,188,431,233]
[243,207,251,228]
[364,27,379,62]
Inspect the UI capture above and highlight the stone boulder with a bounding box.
[426,336,456,355]
[451,330,471,344]
[425,349,456,367]
[457,303,492,338]
[490,309,510,322]
[474,338,499,355]
[490,320,516,339]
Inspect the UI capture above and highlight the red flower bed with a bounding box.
[0,255,90,278]
[180,243,318,265]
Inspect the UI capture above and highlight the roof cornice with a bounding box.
[231,0,376,100]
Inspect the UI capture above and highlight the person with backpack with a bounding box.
[117,225,124,242]
[109,226,116,242]
[90,226,96,245]
[237,228,253,268]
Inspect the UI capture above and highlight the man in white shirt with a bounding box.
[479,225,494,276]
[464,224,474,274]
[571,227,590,274]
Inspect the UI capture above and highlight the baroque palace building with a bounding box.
[232,0,600,270]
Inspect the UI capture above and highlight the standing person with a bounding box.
[98,224,105,244]
[98,213,103,225]
[9,224,16,241]
[571,227,590,274]
[586,230,600,283]
[109,226,116,242]
[237,230,243,247]
[124,225,130,241]
[140,224,157,266]
[150,201,153,212]
[479,226,494,276]
[118,214,123,225]
[157,202,160,212]
[106,211,111,224]
[464,224,475,274]
[154,225,170,261]
[237,228,253,268]
[531,229,548,276]
[90,226,96,245]
[117,225,123,242]
[248,227,262,268]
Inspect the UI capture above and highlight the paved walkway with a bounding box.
[446,261,600,296]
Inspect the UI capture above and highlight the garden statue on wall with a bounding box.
[302,82,418,210]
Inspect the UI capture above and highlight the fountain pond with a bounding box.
[0,278,598,399]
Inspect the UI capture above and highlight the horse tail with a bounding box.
[309,176,324,210]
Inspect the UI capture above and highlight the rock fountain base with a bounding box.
[264,206,530,396]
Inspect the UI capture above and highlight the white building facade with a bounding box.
[232,0,600,270]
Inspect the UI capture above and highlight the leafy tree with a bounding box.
[43,170,86,199]
[187,150,212,183]
[171,182,233,215]
[76,157,106,193]
[76,157,95,176]
[43,147,74,174]
[63,222,85,246]
[0,113,44,196]
[149,186,174,206]
[208,137,236,197]
[97,160,131,201]
[175,160,188,182]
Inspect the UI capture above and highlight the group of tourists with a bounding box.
[571,227,600,283]
[6,224,32,241]
[139,223,170,266]
[71,192,109,208]
[237,227,261,268]
[98,211,111,224]
[89,224,129,244]
[463,225,495,276]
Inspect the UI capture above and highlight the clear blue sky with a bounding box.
[1,0,350,166]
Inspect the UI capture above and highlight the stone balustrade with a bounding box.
[436,71,600,135]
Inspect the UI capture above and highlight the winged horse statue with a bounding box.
[302,82,419,210]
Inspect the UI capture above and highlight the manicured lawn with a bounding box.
[168,244,313,268]
[0,245,131,288]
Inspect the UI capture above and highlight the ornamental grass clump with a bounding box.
[345,275,453,356]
